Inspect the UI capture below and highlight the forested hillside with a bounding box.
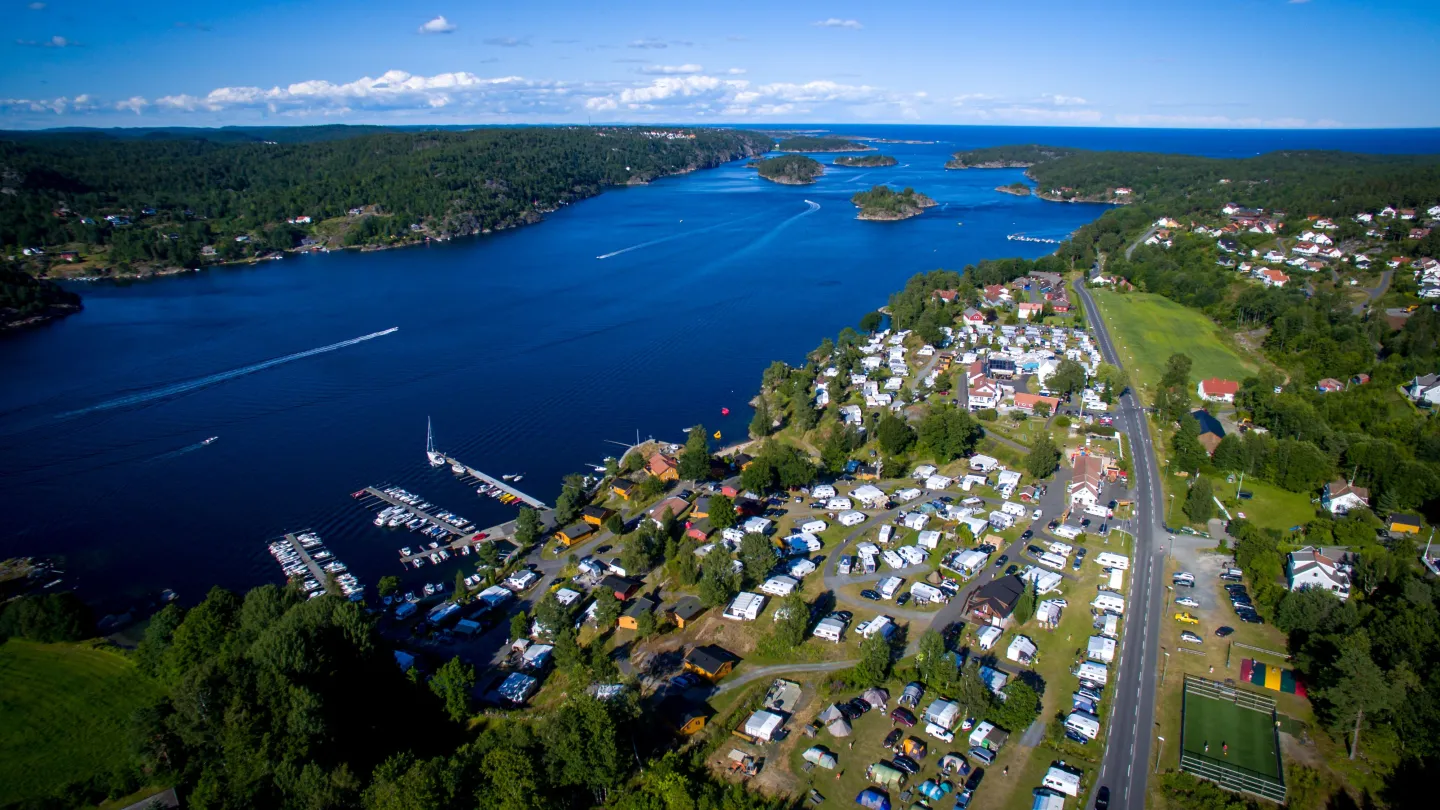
[0,126,769,263]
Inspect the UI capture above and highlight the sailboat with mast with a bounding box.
[426,417,445,468]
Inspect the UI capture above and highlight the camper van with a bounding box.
[1064,711,1101,740]
[1075,662,1108,686]
[1106,568,1124,591]
[878,525,894,545]
[1038,552,1067,571]
[1095,552,1129,570]
[1091,593,1126,615]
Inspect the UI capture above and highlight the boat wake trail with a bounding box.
[148,438,216,463]
[59,327,399,419]
[596,214,761,260]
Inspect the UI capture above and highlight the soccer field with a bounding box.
[1181,678,1285,801]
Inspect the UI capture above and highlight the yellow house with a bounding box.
[610,478,638,500]
[647,452,680,482]
[668,596,705,629]
[618,597,657,630]
[1389,514,1423,535]
[659,697,709,736]
[683,644,736,681]
[554,523,594,547]
[582,505,616,527]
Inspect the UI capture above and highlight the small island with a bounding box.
[851,185,937,221]
[775,136,873,153]
[996,182,1032,197]
[834,154,898,168]
[751,155,824,185]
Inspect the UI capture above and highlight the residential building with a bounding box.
[618,597,657,630]
[647,452,680,481]
[1406,373,1440,406]
[1068,455,1104,508]
[966,574,1026,625]
[1196,378,1239,403]
[1321,480,1370,515]
[1012,392,1060,415]
[684,644,737,680]
[1286,547,1351,600]
[1191,410,1226,456]
[1388,514,1423,536]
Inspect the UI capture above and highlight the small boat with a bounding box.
[512,474,524,482]
[202,436,218,445]
[426,417,445,467]
[451,463,465,474]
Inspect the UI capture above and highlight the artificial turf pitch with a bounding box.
[1180,679,1285,801]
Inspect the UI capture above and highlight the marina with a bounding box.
[356,486,474,538]
[266,531,362,600]
[442,454,549,509]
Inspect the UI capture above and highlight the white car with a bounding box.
[1175,597,1199,608]
[1180,631,1204,644]
[925,722,955,743]
[1031,508,1043,520]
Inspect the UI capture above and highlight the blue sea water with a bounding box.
[2,125,1438,606]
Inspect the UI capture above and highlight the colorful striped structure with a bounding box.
[1240,659,1307,697]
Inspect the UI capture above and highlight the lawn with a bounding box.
[0,639,164,804]
[1089,290,1258,396]
[1220,478,1317,533]
[1179,678,1286,801]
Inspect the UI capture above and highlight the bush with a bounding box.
[1054,415,1071,428]
[0,592,94,643]
[976,408,998,422]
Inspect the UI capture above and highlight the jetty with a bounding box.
[440,454,550,509]
[362,487,471,537]
[282,532,331,589]
[396,520,517,567]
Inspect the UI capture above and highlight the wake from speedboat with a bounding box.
[148,438,217,463]
[596,213,762,260]
[59,327,399,419]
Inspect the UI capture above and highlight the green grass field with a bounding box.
[1180,678,1284,800]
[0,639,163,803]
[1090,290,1258,395]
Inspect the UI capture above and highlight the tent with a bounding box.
[855,788,891,810]
[818,704,846,724]
[862,687,890,710]
[938,753,970,776]
[918,780,953,801]
[828,717,854,737]
[866,762,906,789]
[803,746,839,770]
[1241,659,1307,697]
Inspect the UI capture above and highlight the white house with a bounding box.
[916,530,942,549]
[813,616,846,642]
[1321,480,1369,515]
[800,519,828,534]
[1043,767,1082,797]
[969,455,1000,472]
[895,487,923,503]
[987,511,1016,530]
[913,464,938,479]
[1286,547,1351,601]
[903,512,930,531]
[976,625,1002,650]
[910,581,945,603]
[1406,373,1440,406]
[1197,378,1239,403]
[1087,636,1117,663]
[860,615,895,639]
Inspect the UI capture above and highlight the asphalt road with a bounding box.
[1073,277,1166,810]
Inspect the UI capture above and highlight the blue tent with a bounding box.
[855,788,891,810]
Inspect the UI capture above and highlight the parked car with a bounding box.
[1174,612,1199,625]
[964,768,985,791]
[925,722,955,743]
[1032,508,1043,520]
[884,728,904,749]
[892,755,921,775]
[994,554,1008,568]
[1214,626,1235,638]
[891,707,917,727]
[1175,597,1199,608]
[1072,557,1083,571]
[897,593,912,606]
[847,698,872,716]
[829,610,853,624]
[1020,529,1033,541]
[1027,545,1044,556]
[954,788,974,810]
[1005,565,1018,576]
[861,589,882,601]
[1181,631,1204,644]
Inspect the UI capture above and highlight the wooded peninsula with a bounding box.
[850,185,937,220]
[834,155,898,168]
[752,154,825,185]
[774,136,872,153]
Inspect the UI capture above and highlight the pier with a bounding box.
[395,519,517,566]
[282,532,334,594]
[440,454,550,509]
[364,487,470,537]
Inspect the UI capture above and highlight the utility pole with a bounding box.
[1235,470,1245,500]
[1166,493,1175,523]
[1155,736,1166,773]
[1161,650,1170,685]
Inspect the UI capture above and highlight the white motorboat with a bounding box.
[451,463,465,474]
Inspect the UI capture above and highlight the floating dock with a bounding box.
[363,487,469,537]
[266,531,362,600]
[283,532,331,587]
[440,454,550,509]
[396,519,518,566]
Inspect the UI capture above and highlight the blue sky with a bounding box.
[3,0,1438,129]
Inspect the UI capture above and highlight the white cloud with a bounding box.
[1113,112,1341,128]
[417,16,457,34]
[115,96,148,114]
[628,38,668,49]
[726,68,747,75]
[1043,94,1088,106]
[639,64,704,75]
[812,18,863,29]
[484,36,528,47]
[0,94,95,114]
[952,93,998,106]
[16,35,76,47]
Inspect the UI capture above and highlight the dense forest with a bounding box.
[0,126,769,259]
[0,585,790,810]
[833,155,897,167]
[849,185,936,220]
[751,155,823,185]
[0,264,81,328]
[773,136,869,153]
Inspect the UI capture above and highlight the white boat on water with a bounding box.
[511,474,524,482]
[202,436,218,445]
[451,463,465,474]
[426,417,445,468]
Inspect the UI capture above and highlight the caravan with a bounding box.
[1095,552,1129,570]
[1043,767,1082,797]
[1091,593,1126,615]
[1106,568,1124,591]
[1075,662,1108,686]
[1064,711,1101,740]
[1037,552,1067,571]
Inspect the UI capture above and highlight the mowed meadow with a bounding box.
[1089,289,1258,392]
[0,639,162,804]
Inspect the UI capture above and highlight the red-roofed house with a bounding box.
[1316,378,1344,394]
[1197,378,1239,403]
[1260,269,1289,287]
[982,285,1012,306]
[932,289,960,303]
[1017,302,1044,320]
[1012,392,1061,415]
[648,452,680,481]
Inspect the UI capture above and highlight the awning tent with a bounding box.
[803,746,839,769]
[855,788,891,810]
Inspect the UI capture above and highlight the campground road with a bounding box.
[712,660,859,694]
[1352,268,1393,315]
[1073,277,1167,810]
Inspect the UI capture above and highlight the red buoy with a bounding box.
[721,407,730,415]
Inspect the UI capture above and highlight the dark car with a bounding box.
[994,554,1009,568]
[848,698,872,716]
[891,707,917,727]
[892,755,921,775]
[1020,530,1033,541]
[964,768,985,791]
[1005,564,1018,576]
[1080,518,1091,528]
[897,593,912,606]
[861,589,882,601]
[1072,557,1083,571]
[1027,545,1043,556]
[829,610,854,624]
[1095,786,1110,810]
[1238,612,1264,624]
[839,702,863,721]
[1065,729,1091,744]
[1076,547,1088,558]
[954,788,974,810]
[1215,626,1235,637]
[884,728,904,749]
